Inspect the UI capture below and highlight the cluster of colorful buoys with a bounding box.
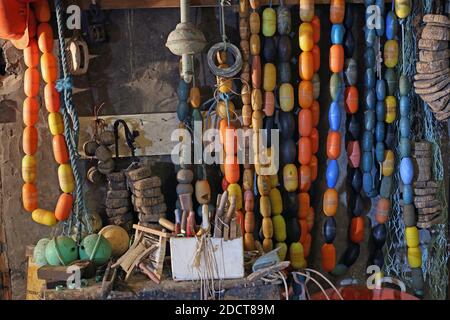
[393,0,424,296]
[175,79,192,235]
[269,2,290,261]
[334,4,364,274]
[321,0,345,273]
[362,0,384,270]
[297,0,319,267]
[257,4,277,253]
[216,49,244,236]
[239,0,257,252]
[248,0,266,252]
[22,0,75,227]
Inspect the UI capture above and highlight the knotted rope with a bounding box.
[55,0,92,241]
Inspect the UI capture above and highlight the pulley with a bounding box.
[81,1,108,44]
[66,32,91,75]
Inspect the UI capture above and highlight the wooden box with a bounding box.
[170,237,244,281]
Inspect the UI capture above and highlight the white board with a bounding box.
[170,237,244,281]
[78,113,179,158]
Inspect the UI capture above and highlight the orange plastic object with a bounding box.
[345,86,359,114]
[323,188,338,216]
[298,81,314,109]
[55,193,73,221]
[327,131,341,160]
[52,134,69,164]
[224,155,240,184]
[24,67,40,97]
[37,22,53,53]
[310,155,318,181]
[310,128,319,154]
[40,52,58,83]
[321,243,336,272]
[298,109,313,137]
[22,182,38,212]
[299,51,314,81]
[330,0,345,24]
[311,100,320,127]
[311,16,321,44]
[350,216,365,243]
[44,83,60,112]
[23,125,38,155]
[312,44,321,73]
[298,136,312,165]
[24,38,39,67]
[376,198,390,224]
[298,192,310,219]
[23,97,39,126]
[311,285,419,300]
[299,165,311,192]
[251,55,261,89]
[330,44,344,73]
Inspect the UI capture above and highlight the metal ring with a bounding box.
[207,42,242,78]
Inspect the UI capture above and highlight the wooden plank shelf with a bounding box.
[78,113,179,158]
[80,0,391,10]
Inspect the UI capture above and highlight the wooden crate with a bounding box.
[25,247,46,300]
[170,237,244,281]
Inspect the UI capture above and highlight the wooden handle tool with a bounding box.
[158,217,175,232]
[180,210,187,235]
[174,209,182,234]
[186,211,196,237]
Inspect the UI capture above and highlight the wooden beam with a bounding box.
[80,0,390,10]
[78,113,179,158]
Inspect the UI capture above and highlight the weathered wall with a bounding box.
[0,4,403,299]
[0,40,62,300]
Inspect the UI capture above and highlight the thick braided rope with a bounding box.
[54,0,92,238]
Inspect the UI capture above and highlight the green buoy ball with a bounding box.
[79,234,112,266]
[45,236,78,266]
[331,263,348,276]
[33,238,51,266]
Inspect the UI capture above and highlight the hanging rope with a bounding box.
[55,0,92,241]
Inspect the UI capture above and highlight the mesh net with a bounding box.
[383,0,448,300]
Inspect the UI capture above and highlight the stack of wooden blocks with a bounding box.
[412,141,442,228]
[105,172,133,231]
[414,14,450,121]
[126,165,167,227]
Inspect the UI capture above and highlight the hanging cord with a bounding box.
[260,271,289,300]
[55,0,92,241]
[206,0,242,78]
[218,0,229,49]
[304,268,344,300]
[92,102,106,139]
[292,270,345,300]
[292,272,330,300]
